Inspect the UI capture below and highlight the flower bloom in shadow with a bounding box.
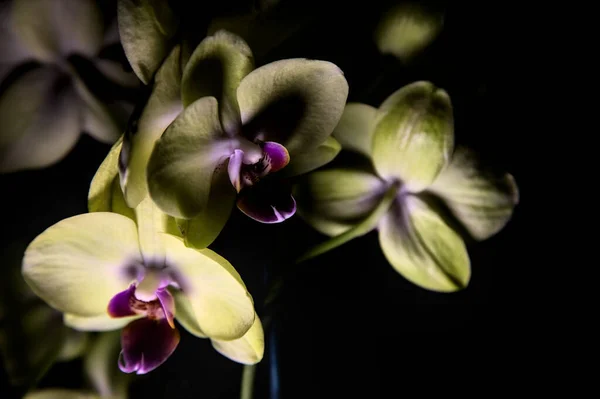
[22,191,260,373]
[116,30,348,249]
[0,0,138,173]
[294,81,519,292]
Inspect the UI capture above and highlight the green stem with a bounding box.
[295,181,400,264]
[241,364,257,399]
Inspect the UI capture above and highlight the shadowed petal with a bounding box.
[427,146,520,240]
[117,0,178,84]
[118,318,179,374]
[262,141,289,173]
[237,59,348,155]
[181,30,254,133]
[332,103,377,158]
[237,181,296,223]
[378,195,470,292]
[120,45,183,208]
[147,96,232,218]
[12,0,103,62]
[0,67,81,173]
[22,213,142,316]
[108,285,136,318]
[64,313,140,332]
[279,136,341,178]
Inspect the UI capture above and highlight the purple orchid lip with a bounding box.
[108,280,179,374]
[237,180,297,223]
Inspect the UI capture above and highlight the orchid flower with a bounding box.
[141,30,347,248]
[22,171,262,374]
[92,133,265,368]
[0,0,138,174]
[294,81,519,292]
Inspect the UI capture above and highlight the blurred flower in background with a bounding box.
[0,0,139,174]
[294,81,519,292]
[373,1,444,63]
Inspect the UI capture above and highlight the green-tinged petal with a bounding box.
[84,331,130,399]
[374,2,444,62]
[372,81,454,192]
[172,290,207,338]
[181,30,254,133]
[176,160,236,249]
[64,313,141,332]
[55,330,89,361]
[332,103,377,157]
[280,136,341,178]
[163,234,255,340]
[237,59,348,154]
[120,45,184,208]
[378,195,470,292]
[0,67,81,174]
[427,146,520,240]
[296,181,400,263]
[294,169,387,236]
[22,213,142,316]
[117,0,178,84]
[12,0,103,62]
[95,58,140,88]
[211,312,264,365]
[24,390,99,399]
[147,96,233,218]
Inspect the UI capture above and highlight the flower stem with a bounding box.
[241,364,257,399]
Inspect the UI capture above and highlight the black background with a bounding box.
[1,0,525,397]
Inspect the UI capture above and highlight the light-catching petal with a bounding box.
[117,0,178,84]
[163,234,255,340]
[119,44,184,208]
[332,103,377,158]
[12,0,103,62]
[237,59,348,155]
[171,290,207,338]
[427,146,520,240]
[0,67,81,173]
[22,213,142,316]
[64,313,141,332]
[294,169,387,236]
[181,30,254,134]
[147,96,233,218]
[372,81,453,192]
[378,195,470,292]
[211,312,264,364]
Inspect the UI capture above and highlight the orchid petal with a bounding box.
[374,2,444,62]
[427,146,520,240]
[95,58,140,88]
[0,67,81,173]
[87,136,135,221]
[176,159,236,249]
[171,290,206,338]
[56,329,90,361]
[24,389,100,399]
[22,213,142,316]
[147,96,233,218]
[12,0,103,62]
[119,318,179,375]
[280,136,341,178]
[332,103,377,157]
[117,0,178,84]
[237,181,296,224]
[182,30,254,133]
[378,195,470,292]
[372,81,453,192]
[163,234,255,340]
[64,313,141,332]
[211,312,264,365]
[0,3,32,80]
[84,330,129,399]
[156,289,176,328]
[107,285,136,318]
[262,141,289,173]
[372,82,454,192]
[228,149,244,192]
[294,169,387,236]
[237,59,348,154]
[120,44,184,208]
